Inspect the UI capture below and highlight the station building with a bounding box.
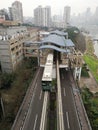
[0,28,82,80]
[24,30,82,80]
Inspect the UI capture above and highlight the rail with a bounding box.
[40,92,49,130]
[57,59,65,130]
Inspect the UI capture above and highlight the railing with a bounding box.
[40,92,49,130]
[57,59,65,130]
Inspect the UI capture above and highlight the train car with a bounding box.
[46,53,53,65]
[42,53,53,91]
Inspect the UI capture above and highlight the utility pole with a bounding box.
[0,93,5,118]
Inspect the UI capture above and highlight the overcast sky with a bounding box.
[0,0,97,16]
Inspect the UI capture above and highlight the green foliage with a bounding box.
[64,26,86,52]
[92,119,98,130]
[52,79,56,86]
[64,26,80,42]
[0,73,15,89]
[82,87,93,104]
[95,92,98,97]
[81,87,98,130]
[83,55,98,82]
[0,57,37,129]
[5,113,15,123]
[81,64,89,77]
[24,57,38,70]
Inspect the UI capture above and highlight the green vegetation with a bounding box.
[65,26,80,42]
[0,73,15,89]
[81,87,98,130]
[0,57,38,130]
[86,38,94,54]
[81,63,90,77]
[81,31,98,130]
[83,55,98,82]
[83,35,98,82]
[64,26,86,52]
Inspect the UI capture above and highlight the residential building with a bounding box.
[63,6,71,27]
[34,6,43,27]
[43,6,51,27]
[52,15,65,28]
[34,6,51,27]
[0,9,9,20]
[8,7,13,21]
[11,1,23,23]
[0,26,38,73]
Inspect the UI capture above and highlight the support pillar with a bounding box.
[74,67,82,81]
[37,56,40,66]
[38,50,40,66]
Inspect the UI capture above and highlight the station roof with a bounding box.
[24,41,40,46]
[41,34,74,47]
[41,34,66,47]
[39,45,70,53]
[65,39,75,47]
[23,30,75,49]
[50,30,68,36]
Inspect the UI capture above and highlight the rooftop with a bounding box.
[41,34,66,47]
[50,30,68,36]
[40,45,70,53]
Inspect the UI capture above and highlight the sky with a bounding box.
[0,0,98,17]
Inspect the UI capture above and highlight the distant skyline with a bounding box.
[0,0,98,16]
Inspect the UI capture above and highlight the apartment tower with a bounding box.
[63,6,71,27]
[34,6,51,27]
[11,1,23,23]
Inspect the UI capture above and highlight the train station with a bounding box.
[24,30,82,81]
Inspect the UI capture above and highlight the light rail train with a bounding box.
[42,53,56,91]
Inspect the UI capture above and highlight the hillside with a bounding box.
[65,26,86,53]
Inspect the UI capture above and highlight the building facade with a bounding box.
[10,1,23,23]
[0,26,38,73]
[63,6,71,27]
[34,6,51,27]
[34,6,43,27]
[8,7,13,21]
[0,9,9,20]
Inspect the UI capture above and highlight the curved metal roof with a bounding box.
[65,39,75,47]
[50,30,68,36]
[41,34,66,47]
[39,45,70,53]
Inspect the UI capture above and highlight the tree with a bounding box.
[0,73,15,89]
[64,26,80,40]
[64,26,86,52]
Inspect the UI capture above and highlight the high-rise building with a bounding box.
[85,8,91,24]
[8,7,13,20]
[63,6,71,27]
[11,1,23,23]
[34,6,51,27]
[34,6,43,27]
[0,9,9,20]
[43,6,51,27]
[94,6,98,24]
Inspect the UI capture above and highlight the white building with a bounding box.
[8,7,13,20]
[43,6,51,27]
[34,6,43,27]
[34,6,51,27]
[63,6,71,27]
[11,1,23,23]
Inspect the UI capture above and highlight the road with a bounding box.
[12,68,44,130]
[22,68,44,130]
[60,68,80,130]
